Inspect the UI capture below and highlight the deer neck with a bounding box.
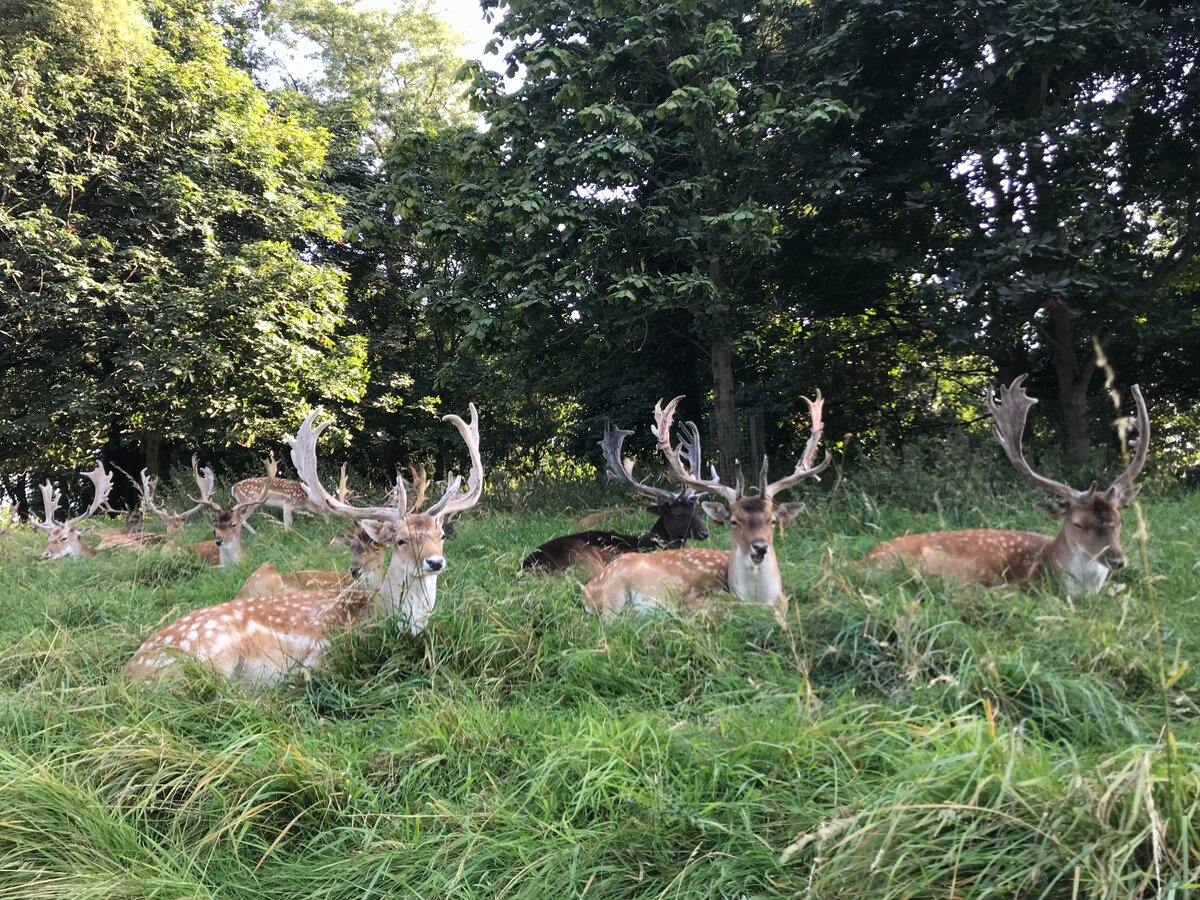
[726,545,783,605]
[1045,531,1110,598]
[378,556,440,635]
[218,538,242,568]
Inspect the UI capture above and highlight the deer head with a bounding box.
[141,456,214,535]
[986,374,1148,574]
[654,393,829,569]
[599,419,709,546]
[37,463,114,559]
[288,406,483,634]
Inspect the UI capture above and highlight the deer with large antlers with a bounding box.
[141,457,262,567]
[125,406,483,683]
[522,419,710,576]
[35,464,115,559]
[862,375,1149,597]
[583,394,830,619]
[230,452,331,529]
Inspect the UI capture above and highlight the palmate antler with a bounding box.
[141,456,215,530]
[288,406,483,524]
[653,394,830,503]
[600,420,702,502]
[986,374,1149,506]
[36,464,114,531]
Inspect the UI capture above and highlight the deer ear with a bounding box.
[1104,484,1137,508]
[360,518,397,545]
[77,526,97,536]
[1035,498,1071,520]
[701,501,730,524]
[645,502,667,515]
[333,532,357,549]
[773,502,806,525]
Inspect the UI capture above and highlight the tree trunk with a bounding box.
[710,339,739,477]
[1045,297,1095,464]
[143,429,162,478]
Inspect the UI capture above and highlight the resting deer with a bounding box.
[583,394,830,619]
[35,464,115,558]
[143,459,261,567]
[124,405,483,683]
[233,471,386,598]
[230,451,330,528]
[861,375,1148,597]
[235,530,388,599]
[523,420,710,576]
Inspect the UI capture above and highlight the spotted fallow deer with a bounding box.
[230,452,330,529]
[522,419,710,577]
[234,529,387,599]
[142,458,262,567]
[124,406,483,683]
[861,375,1149,598]
[583,394,830,619]
[35,464,115,559]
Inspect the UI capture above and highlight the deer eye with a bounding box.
[394,538,407,546]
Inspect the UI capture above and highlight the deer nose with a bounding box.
[696,527,710,540]
[749,540,769,561]
[213,538,223,547]
[424,556,445,572]
[1107,553,1127,570]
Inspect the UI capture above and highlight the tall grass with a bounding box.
[1,464,1199,898]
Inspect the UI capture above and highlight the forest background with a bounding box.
[2,0,1198,512]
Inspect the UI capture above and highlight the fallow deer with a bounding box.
[35,464,115,559]
[124,405,483,683]
[583,394,830,619]
[234,530,387,599]
[522,420,710,577]
[230,452,330,529]
[861,375,1149,597]
[142,459,262,566]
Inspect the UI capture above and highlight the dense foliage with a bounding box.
[2,0,1198,496]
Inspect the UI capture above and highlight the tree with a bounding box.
[416,0,852,472]
[0,0,366,495]
[775,0,1200,460]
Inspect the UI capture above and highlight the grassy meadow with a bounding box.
[3,450,1200,898]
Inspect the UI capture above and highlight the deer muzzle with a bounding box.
[748,540,769,564]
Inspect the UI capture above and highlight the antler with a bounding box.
[1108,384,1149,503]
[36,481,62,530]
[763,391,832,499]
[426,405,484,521]
[186,455,218,511]
[264,452,278,479]
[61,463,114,528]
[986,374,1082,500]
[288,413,401,524]
[599,421,680,502]
[653,396,739,504]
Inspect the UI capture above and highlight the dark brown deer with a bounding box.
[522,418,710,577]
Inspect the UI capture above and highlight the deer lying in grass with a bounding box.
[35,464,115,558]
[234,530,388,599]
[230,452,331,529]
[142,459,261,567]
[125,405,483,683]
[861,375,1148,598]
[522,420,710,577]
[583,394,830,619]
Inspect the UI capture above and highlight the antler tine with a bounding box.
[387,465,409,514]
[180,455,218,519]
[337,463,352,504]
[288,412,399,523]
[765,391,833,499]
[1109,384,1150,502]
[599,420,676,502]
[140,468,173,521]
[985,374,1080,499]
[64,463,115,528]
[679,420,704,480]
[36,480,61,530]
[408,465,429,513]
[653,396,738,504]
[264,452,278,479]
[426,404,484,520]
